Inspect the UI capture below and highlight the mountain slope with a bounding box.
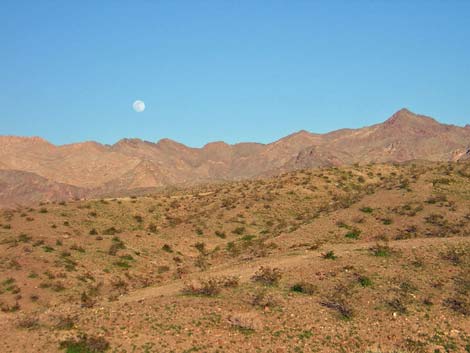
[0,170,88,207]
[1,109,469,205]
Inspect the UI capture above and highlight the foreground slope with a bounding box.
[0,161,470,352]
[1,109,469,206]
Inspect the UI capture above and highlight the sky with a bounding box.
[1,0,470,147]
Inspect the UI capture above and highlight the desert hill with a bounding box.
[0,161,469,352]
[1,109,469,206]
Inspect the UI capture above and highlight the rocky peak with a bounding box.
[384,108,415,125]
[113,138,146,148]
[203,141,230,150]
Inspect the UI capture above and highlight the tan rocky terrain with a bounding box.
[0,161,469,352]
[1,109,469,206]
[0,170,88,208]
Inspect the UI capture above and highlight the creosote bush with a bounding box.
[322,250,337,260]
[182,276,239,296]
[290,281,316,294]
[251,266,282,286]
[60,333,110,353]
[370,243,393,257]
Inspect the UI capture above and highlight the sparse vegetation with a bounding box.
[251,266,282,286]
[370,243,393,257]
[290,281,316,294]
[60,334,110,353]
[0,162,470,351]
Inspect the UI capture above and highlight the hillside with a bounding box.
[0,170,88,208]
[1,109,469,206]
[0,161,469,352]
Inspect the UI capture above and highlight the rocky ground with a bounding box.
[1,161,469,352]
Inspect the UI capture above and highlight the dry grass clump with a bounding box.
[441,244,470,266]
[60,333,110,353]
[16,315,39,329]
[251,266,282,286]
[370,243,394,257]
[290,281,316,294]
[182,276,239,296]
[54,315,77,330]
[227,312,262,332]
[250,289,277,308]
[320,283,355,320]
[320,299,353,320]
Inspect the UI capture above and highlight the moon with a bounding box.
[132,100,145,112]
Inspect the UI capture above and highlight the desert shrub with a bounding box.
[251,289,277,308]
[441,245,470,266]
[215,230,226,239]
[161,244,173,253]
[345,229,361,239]
[0,301,20,312]
[80,291,96,308]
[182,278,220,296]
[357,275,373,287]
[290,281,316,294]
[370,243,393,257]
[443,297,470,316]
[432,178,452,186]
[251,266,282,286]
[16,315,39,329]
[194,254,209,271]
[133,215,143,223]
[40,281,66,292]
[120,254,133,261]
[33,239,45,247]
[2,277,16,286]
[182,276,239,296]
[18,233,32,243]
[360,207,374,213]
[110,277,128,295]
[225,241,240,256]
[218,276,240,288]
[43,245,55,252]
[426,194,448,204]
[425,213,447,227]
[387,297,408,314]
[108,239,125,256]
[157,265,170,274]
[102,227,119,235]
[60,333,110,353]
[113,260,131,269]
[232,226,245,235]
[147,223,157,233]
[320,300,353,320]
[382,218,393,225]
[322,250,337,260]
[70,244,85,253]
[227,313,262,333]
[55,315,76,330]
[194,242,207,254]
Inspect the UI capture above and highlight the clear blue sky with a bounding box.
[1,0,469,146]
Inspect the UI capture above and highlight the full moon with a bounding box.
[132,100,145,112]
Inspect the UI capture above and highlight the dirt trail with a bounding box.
[119,235,469,303]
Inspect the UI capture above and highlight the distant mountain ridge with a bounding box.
[1,108,469,206]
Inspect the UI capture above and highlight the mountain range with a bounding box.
[1,108,469,207]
